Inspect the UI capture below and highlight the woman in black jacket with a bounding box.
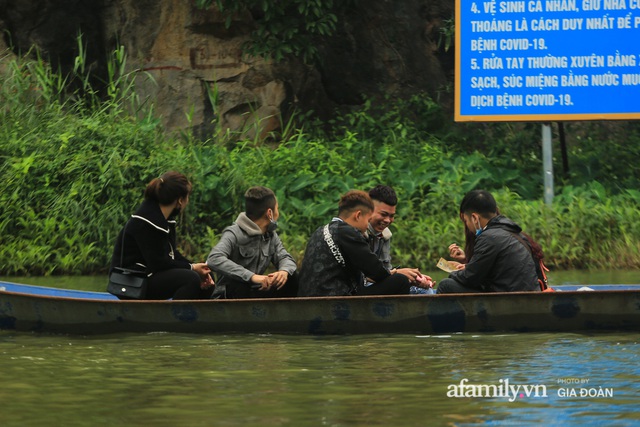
[110,171,214,299]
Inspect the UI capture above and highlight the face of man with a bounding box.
[268,200,280,222]
[462,212,481,234]
[355,209,374,233]
[369,201,396,233]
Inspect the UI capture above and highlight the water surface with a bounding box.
[0,332,637,426]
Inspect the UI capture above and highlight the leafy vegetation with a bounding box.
[1,47,640,276]
[194,0,343,63]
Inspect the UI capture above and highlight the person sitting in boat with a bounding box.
[366,185,435,293]
[298,190,418,297]
[446,209,550,291]
[206,186,298,299]
[436,190,540,294]
[110,171,214,300]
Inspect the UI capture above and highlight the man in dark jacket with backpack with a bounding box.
[436,190,540,294]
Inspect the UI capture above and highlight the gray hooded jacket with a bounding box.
[207,213,296,286]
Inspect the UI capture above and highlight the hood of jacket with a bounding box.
[485,215,522,234]
[235,212,264,237]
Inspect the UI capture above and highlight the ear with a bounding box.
[354,209,362,220]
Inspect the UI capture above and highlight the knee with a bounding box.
[389,273,411,293]
[436,278,457,294]
[186,269,201,287]
[396,274,410,285]
[177,269,201,290]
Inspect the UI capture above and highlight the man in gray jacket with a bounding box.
[366,185,433,291]
[436,190,540,294]
[207,186,297,298]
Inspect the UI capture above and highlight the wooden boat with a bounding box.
[1,281,639,335]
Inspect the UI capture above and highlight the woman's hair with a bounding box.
[338,190,374,216]
[463,226,476,263]
[144,171,192,205]
[522,232,545,261]
[244,186,276,221]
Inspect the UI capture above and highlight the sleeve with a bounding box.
[206,229,255,282]
[174,250,191,265]
[171,227,192,265]
[340,227,390,282]
[381,239,392,271]
[448,233,498,290]
[271,232,297,275]
[131,223,191,272]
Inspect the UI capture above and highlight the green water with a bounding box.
[0,332,638,426]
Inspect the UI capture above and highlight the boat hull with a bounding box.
[1,283,639,334]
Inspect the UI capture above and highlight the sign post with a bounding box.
[542,123,554,205]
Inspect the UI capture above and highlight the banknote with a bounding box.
[436,257,459,273]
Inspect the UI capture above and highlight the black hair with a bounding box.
[459,190,497,218]
[144,171,192,205]
[245,186,276,221]
[369,185,398,206]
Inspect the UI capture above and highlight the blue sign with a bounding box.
[455,0,640,121]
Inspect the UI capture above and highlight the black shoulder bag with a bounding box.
[107,221,149,299]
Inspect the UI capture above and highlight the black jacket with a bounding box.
[110,199,192,274]
[298,219,390,296]
[449,215,539,292]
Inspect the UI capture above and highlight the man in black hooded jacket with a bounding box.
[436,190,540,294]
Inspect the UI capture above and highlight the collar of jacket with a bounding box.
[235,212,264,236]
[367,223,392,240]
[130,199,175,234]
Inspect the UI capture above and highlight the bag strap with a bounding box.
[511,231,533,258]
[539,259,550,287]
[118,220,131,268]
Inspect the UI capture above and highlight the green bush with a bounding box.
[1,49,640,276]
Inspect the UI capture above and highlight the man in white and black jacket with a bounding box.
[298,190,418,297]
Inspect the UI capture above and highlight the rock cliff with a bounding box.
[0,0,453,136]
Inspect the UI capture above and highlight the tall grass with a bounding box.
[1,45,640,275]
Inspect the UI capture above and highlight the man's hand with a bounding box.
[415,273,435,289]
[395,268,421,282]
[192,263,211,278]
[200,274,215,289]
[251,274,270,290]
[448,243,466,262]
[452,261,466,271]
[266,271,289,290]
